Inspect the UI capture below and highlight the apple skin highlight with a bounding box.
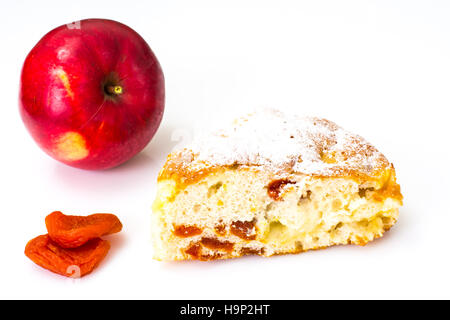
[19,19,165,170]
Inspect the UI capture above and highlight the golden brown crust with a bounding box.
[159,152,391,184]
[158,112,397,195]
[158,154,402,203]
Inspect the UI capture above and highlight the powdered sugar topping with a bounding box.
[174,108,389,177]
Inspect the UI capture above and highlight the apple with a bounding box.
[19,19,164,170]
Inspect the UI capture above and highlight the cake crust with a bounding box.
[159,109,396,189]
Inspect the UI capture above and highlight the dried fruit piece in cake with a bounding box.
[152,108,403,261]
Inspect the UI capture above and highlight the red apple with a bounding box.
[19,19,164,170]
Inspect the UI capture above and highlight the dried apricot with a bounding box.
[267,179,296,200]
[24,234,110,278]
[173,224,203,237]
[200,237,234,252]
[230,220,257,240]
[45,211,122,248]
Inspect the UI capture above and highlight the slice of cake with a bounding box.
[152,109,402,261]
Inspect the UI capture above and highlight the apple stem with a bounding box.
[105,85,123,95]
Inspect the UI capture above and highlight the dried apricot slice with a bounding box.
[230,220,257,240]
[24,234,110,278]
[173,224,202,237]
[267,179,296,200]
[45,211,122,248]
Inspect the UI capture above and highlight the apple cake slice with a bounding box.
[152,109,402,261]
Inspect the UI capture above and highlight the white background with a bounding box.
[0,0,449,299]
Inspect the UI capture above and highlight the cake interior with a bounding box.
[152,167,402,261]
